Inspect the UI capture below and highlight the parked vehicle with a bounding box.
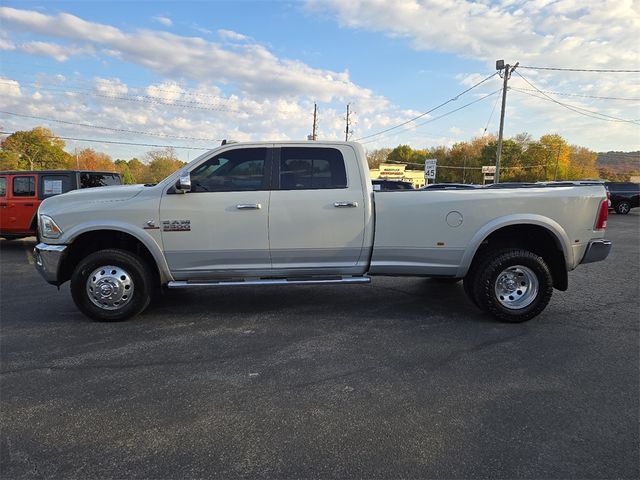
[0,170,122,239]
[33,141,611,323]
[372,179,415,190]
[605,182,640,214]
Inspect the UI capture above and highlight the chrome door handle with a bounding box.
[334,201,358,208]
[236,203,262,210]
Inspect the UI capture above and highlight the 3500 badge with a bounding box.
[162,220,191,232]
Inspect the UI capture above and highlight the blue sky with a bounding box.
[1,0,638,161]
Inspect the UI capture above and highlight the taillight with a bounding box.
[595,199,608,230]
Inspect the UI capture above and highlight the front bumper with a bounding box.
[34,243,68,285]
[580,239,612,264]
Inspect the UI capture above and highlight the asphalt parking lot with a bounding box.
[1,212,638,479]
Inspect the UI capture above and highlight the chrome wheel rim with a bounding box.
[619,203,630,214]
[494,265,538,310]
[86,265,134,310]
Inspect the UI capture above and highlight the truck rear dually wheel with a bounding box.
[70,249,153,322]
[472,248,553,323]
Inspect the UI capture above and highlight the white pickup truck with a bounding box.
[34,141,611,323]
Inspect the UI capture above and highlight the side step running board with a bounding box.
[167,276,371,288]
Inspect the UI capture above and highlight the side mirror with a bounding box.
[175,173,192,193]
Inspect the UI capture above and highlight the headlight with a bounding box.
[39,215,63,239]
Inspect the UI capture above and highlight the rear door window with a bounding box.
[12,176,36,197]
[0,177,6,197]
[279,147,347,190]
[80,173,121,188]
[41,174,74,199]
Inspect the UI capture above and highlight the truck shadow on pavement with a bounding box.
[146,278,495,327]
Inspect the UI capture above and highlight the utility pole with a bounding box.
[554,144,561,181]
[462,155,467,183]
[311,103,318,141]
[345,103,351,141]
[495,60,518,183]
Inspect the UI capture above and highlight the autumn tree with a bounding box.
[69,148,115,171]
[537,134,570,181]
[0,127,70,170]
[144,147,185,183]
[567,146,599,179]
[366,148,392,169]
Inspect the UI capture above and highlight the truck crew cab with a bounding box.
[33,142,611,323]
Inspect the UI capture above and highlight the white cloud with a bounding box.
[218,29,249,42]
[20,40,70,61]
[94,77,129,95]
[307,0,640,69]
[0,77,22,98]
[153,16,172,27]
[0,7,371,102]
[0,36,15,50]
[19,40,93,61]
[146,82,184,103]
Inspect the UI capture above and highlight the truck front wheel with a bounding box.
[473,248,553,323]
[70,249,153,322]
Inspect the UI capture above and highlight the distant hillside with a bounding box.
[597,151,640,174]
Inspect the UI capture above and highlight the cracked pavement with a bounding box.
[1,212,638,479]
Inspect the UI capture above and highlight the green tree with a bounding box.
[126,158,147,183]
[387,144,415,165]
[114,159,135,184]
[0,127,70,170]
[0,149,22,170]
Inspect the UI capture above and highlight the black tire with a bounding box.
[615,201,631,214]
[70,249,153,322]
[472,248,553,323]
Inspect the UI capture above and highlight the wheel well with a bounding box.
[59,230,160,286]
[470,224,568,291]
[29,214,38,232]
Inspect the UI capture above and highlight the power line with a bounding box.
[513,72,640,124]
[0,131,212,150]
[519,66,640,73]
[361,88,503,145]
[0,110,223,142]
[356,71,499,141]
[511,87,640,102]
[514,88,639,124]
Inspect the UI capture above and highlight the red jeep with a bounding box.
[0,170,123,239]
